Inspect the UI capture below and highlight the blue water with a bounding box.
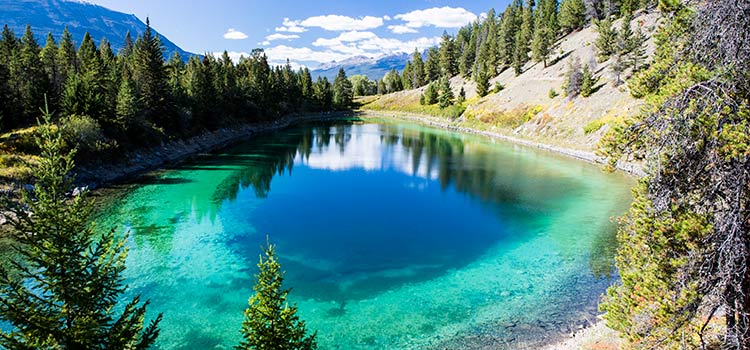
[95,120,633,349]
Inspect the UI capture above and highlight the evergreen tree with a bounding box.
[237,241,316,350]
[580,62,598,97]
[377,79,386,95]
[531,20,552,67]
[559,0,587,34]
[0,25,16,63]
[411,48,425,88]
[56,27,78,85]
[300,67,314,101]
[512,3,534,75]
[400,62,414,90]
[40,33,60,106]
[458,26,477,78]
[475,63,491,97]
[78,32,101,75]
[383,68,402,93]
[616,13,634,56]
[627,27,647,71]
[16,25,48,124]
[133,18,171,128]
[0,62,13,131]
[422,81,439,105]
[116,77,139,131]
[457,86,466,104]
[438,32,457,77]
[0,104,162,349]
[187,56,218,127]
[313,77,332,110]
[437,78,455,108]
[594,18,618,62]
[424,47,440,83]
[332,68,352,110]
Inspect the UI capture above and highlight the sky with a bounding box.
[85,0,511,68]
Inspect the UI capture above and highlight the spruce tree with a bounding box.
[627,27,647,71]
[411,49,425,88]
[133,18,171,128]
[423,82,439,105]
[0,104,162,349]
[237,241,316,350]
[512,3,534,75]
[437,78,454,108]
[40,33,60,105]
[313,77,332,110]
[332,68,352,110]
[531,23,551,67]
[594,18,618,62]
[401,62,414,90]
[580,62,597,97]
[457,86,466,104]
[424,47,441,83]
[559,0,587,34]
[16,26,48,123]
[56,27,78,85]
[116,77,139,131]
[475,63,490,97]
[439,32,457,77]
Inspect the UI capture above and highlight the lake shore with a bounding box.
[74,112,357,190]
[357,110,643,177]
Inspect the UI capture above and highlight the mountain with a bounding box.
[311,52,412,81]
[0,0,194,59]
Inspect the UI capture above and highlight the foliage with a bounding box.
[437,78,454,109]
[600,0,750,348]
[457,87,466,104]
[580,63,598,97]
[594,18,618,62]
[562,57,583,97]
[332,68,354,110]
[548,88,559,99]
[559,0,587,33]
[238,240,316,350]
[59,114,114,156]
[0,104,161,349]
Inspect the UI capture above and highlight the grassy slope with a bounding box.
[360,10,660,152]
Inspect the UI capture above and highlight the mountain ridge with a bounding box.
[0,0,194,58]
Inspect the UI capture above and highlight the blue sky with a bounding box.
[86,0,510,68]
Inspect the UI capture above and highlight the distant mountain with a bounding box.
[0,0,194,59]
[311,52,412,81]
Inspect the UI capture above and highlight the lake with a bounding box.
[95,119,633,349]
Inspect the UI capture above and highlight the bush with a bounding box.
[584,119,606,134]
[549,88,559,99]
[59,114,115,155]
[493,83,505,93]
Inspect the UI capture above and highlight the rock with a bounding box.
[23,184,34,192]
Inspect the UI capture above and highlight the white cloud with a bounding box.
[383,15,392,21]
[275,18,307,33]
[313,31,377,47]
[260,40,271,46]
[223,28,248,40]
[394,7,477,29]
[298,15,384,31]
[357,36,440,54]
[265,33,300,41]
[388,25,418,34]
[264,45,352,65]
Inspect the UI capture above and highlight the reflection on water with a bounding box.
[96,120,634,350]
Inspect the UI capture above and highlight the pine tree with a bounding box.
[332,68,352,110]
[437,78,455,108]
[512,2,534,75]
[616,13,634,56]
[580,62,598,97]
[313,77,332,110]
[594,18,618,62]
[425,47,441,83]
[0,104,162,349]
[411,49,425,88]
[457,86,466,104]
[300,67,314,101]
[458,26,477,78]
[439,32,457,77]
[559,0,587,34]
[16,26,48,124]
[475,63,490,97]
[56,27,78,84]
[422,81,439,105]
[40,33,60,109]
[116,77,139,131]
[237,241,316,350]
[0,25,16,63]
[401,62,414,90]
[531,21,551,67]
[627,27,647,71]
[133,18,171,128]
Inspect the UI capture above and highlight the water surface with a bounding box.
[96,119,633,349]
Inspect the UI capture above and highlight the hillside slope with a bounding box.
[362,10,660,152]
[0,0,194,58]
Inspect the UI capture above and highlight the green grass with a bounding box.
[360,96,467,119]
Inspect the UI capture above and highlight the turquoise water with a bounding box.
[96,120,633,350]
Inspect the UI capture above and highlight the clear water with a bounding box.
[95,120,633,350]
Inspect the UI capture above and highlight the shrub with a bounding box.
[549,88,559,99]
[59,114,115,155]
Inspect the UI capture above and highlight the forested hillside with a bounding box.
[360,0,656,151]
[0,21,354,185]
